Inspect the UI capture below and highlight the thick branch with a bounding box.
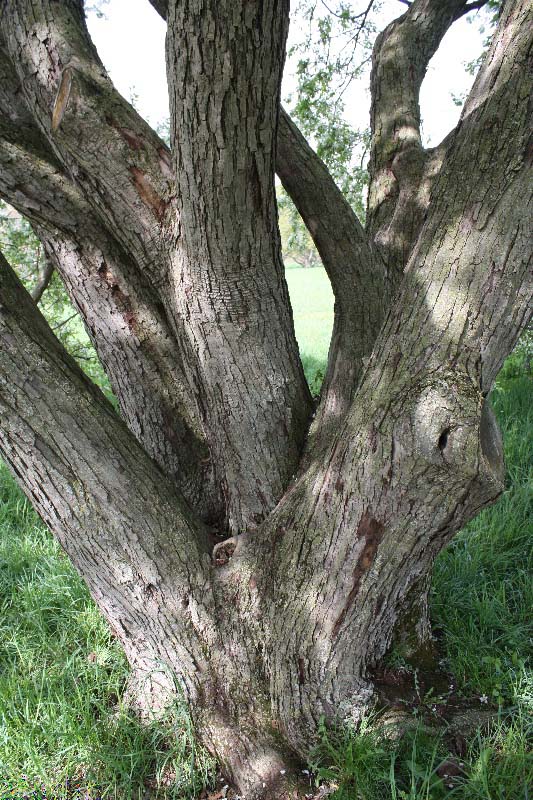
[165,0,313,531]
[2,1,314,532]
[278,108,390,442]
[242,0,531,754]
[2,1,174,281]
[0,46,220,519]
[149,0,391,444]
[367,0,489,270]
[0,249,219,705]
[0,136,219,515]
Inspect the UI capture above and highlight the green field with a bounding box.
[0,266,531,799]
[286,266,334,394]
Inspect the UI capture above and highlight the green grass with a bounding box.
[0,473,214,798]
[432,369,532,707]
[311,707,533,800]
[286,266,334,395]
[0,267,531,798]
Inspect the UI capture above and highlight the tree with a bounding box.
[278,189,322,268]
[0,0,530,796]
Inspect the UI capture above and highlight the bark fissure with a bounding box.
[0,24,221,518]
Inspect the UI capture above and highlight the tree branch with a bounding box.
[0,248,218,706]
[250,0,531,749]
[367,0,488,271]
[165,0,313,532]
[150,0,391,442]
[147,0,168,18]
[0,45,220,519]
[2,1,174,281]
[277,108,390,442]
[0,134,219,516]
[30,251,54,303]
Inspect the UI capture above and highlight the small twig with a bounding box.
[52,312,78,331]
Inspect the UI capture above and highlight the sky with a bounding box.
[86,0,490,148]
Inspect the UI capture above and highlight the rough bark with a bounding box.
[0,28,220,518]
[165,0,312,531]
[0,249,218,710]
[3,0,315,533]
[277,109,390,447]
[2,1,173,275]
[149,0,391,439]
[0,0,531,797]
[0,250,309,798]
[367,0,490,271]
[246,0,531,754]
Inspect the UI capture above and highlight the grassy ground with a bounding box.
[286,266,334,396]
[0,267,531,799]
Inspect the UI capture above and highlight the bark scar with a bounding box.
[212,536,238,566]
[129,167,168,221]
[332,510,385,638]
[51,65,74,132]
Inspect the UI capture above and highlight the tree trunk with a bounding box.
[0,0,531,797]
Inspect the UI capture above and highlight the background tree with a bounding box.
[0,0,531,798]
[278,190,322,268]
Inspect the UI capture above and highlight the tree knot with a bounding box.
[212,536,238,566]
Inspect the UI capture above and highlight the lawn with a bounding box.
[286,266,335,395]
[0,266,531,799]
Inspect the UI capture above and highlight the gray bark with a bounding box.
[367,0,491,272]
[1,0,314,534]
[0,0,531,797]
[29,250,54,303]
[0,28,220,519]
[165,0,312,531]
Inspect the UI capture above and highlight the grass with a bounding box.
[286,265,334,395]
[0,266,531,799]
[0,475,215,799]
[310,708,533,800]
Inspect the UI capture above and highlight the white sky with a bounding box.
[86,0,489,147]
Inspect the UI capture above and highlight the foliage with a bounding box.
[84,0,110,19]
[452,1,503,106]
[286,1,377,220]
[278,187,322,269]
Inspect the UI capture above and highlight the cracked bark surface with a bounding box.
[165,0,313,531]
[0,0,531,797]
[0,43,219,517]
[367,0,491,272]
